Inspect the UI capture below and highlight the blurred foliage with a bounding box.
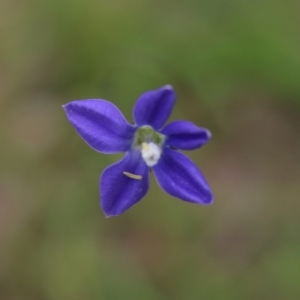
[1,0,300,299]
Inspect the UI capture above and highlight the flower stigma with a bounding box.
[141,142,161,167]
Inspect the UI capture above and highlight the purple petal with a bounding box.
[153,148,213,204]
[100,151,149,217]
[161,121,211,150]
[133,85,176,130]
[63,100,136,154]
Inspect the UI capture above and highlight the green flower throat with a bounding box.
[134,125,165,147]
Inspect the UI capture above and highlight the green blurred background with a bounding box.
[1,0,300,299]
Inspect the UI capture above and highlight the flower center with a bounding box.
[133,125,165,167]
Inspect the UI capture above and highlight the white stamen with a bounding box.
[123,172,143,180]
[141,142,162,167]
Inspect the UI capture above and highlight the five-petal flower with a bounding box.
[63,85,213,217]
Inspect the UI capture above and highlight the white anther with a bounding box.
[141,142,162,167]
[123,172,143,180]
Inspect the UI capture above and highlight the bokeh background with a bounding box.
[1,0,300,299]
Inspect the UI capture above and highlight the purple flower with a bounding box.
[63,85,213,217]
